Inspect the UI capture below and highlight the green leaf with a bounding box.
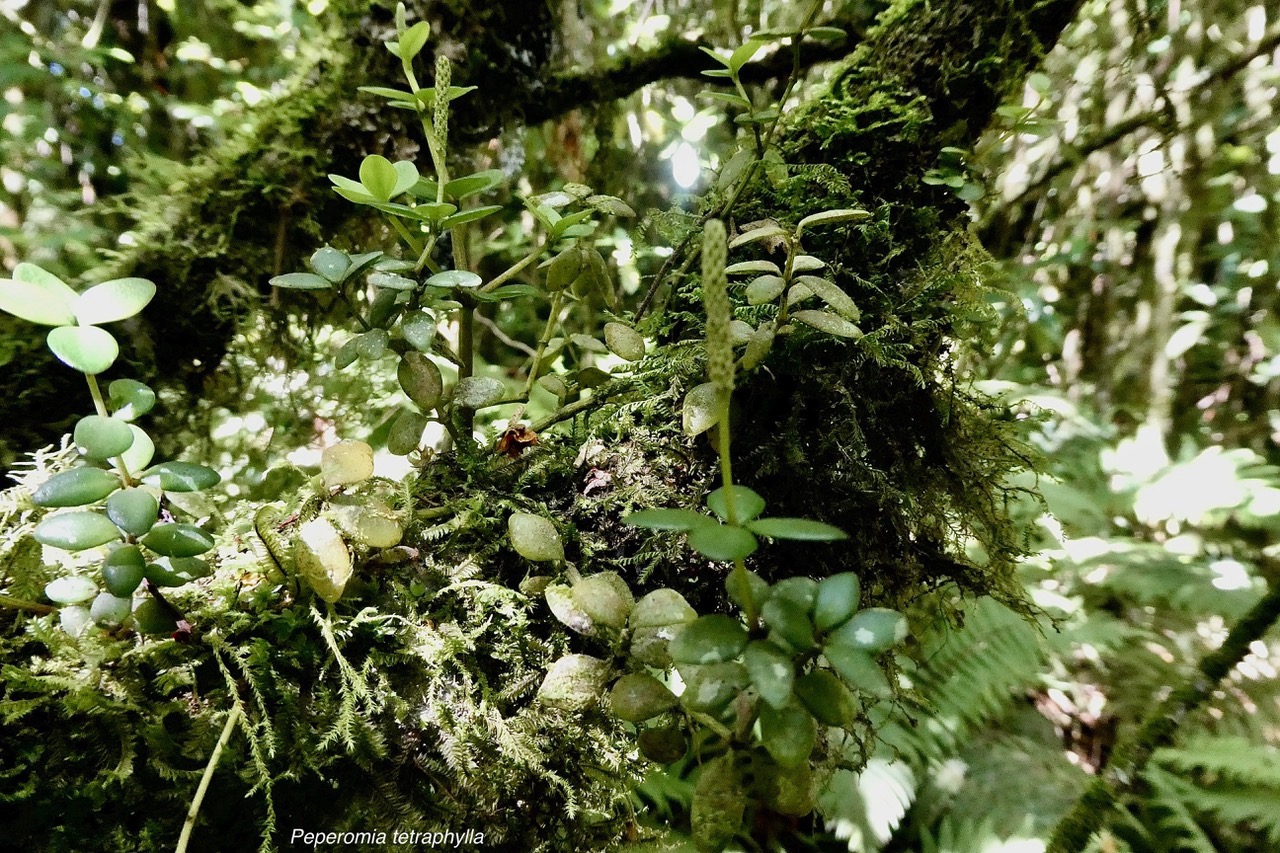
[813,572,861,632]
[700,91,751,110]
[824,645,892,698]
[747,516,848,541]
[34,511,122,551]
[387,408,429,456]
[368,271,416,291]
[794,669,856,727]
[687,523,758,561]
[725,260,780,276]
[310,247,350,282]
[669,614,749,665]
[806,26,847,42]
[400,311,436,352]
[133,597,178,634]
[328,174,375,203]
[106,488,159,537]
[796,208,871,233]
[759,702,817,768]
[829,608,908,653]
[536,654,611,711]
[726,569,770,612]
[47,325,118,374]
[791,310,863,339]
[744,640,795,709]
[119,425,155,473]
[508,512,564,562]
[141,523,215,558]
[321,440,374,489]
[145,556,210,587]
[357,85,416,104]
[0,264,77,325]
[550,209,595,239]
[792,255,826,272]
[681,661,749,712]
[108,378,155,420]
[45,575,99,605]
[795,275,860,321]
[762,594,816,653]
[692,753,746,852]
[699,46,731,67]
[706,485,766,522]
[585,195,634,217]
[728,39,764,74]
[609,673,678,722]
[623,508,710,531]
[74,415,134,460]
[682,382,728,437]
[399,20,431,59]
[603,323,645,361]
[425,269,483,289]
[141,461,221,492]
[270,272,332,290]
[730,224,788,249]
[397,351,443,410]
[745,275,786,305]
[440,205,503,229]
[359,154,400,202]
[72,277,156,325]
[444,170,504,200]
[101,545,146,596]
[391,161,420,197]
[453,375,506,408]
[32,467,120,508]
[89,591,132,626]
[356,329,389,360]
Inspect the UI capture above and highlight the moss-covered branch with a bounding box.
[1045,574,1280,853]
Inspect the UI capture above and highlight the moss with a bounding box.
[651,0,1080,614]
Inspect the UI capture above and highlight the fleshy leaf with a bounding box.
[47,325,119,374]
[706,485,766,523]
[747,517,848,541]
[141,461,221,492]
[31,467,120,508]
[687,523,758,561]
[73,278,156,325]
[0,264,78,325]
[624,508,710,532]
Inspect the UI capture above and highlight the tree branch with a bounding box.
[1045,572,1280,853]
[524,32,854,126]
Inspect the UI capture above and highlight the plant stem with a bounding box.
[0,594,56,615]
[481,243,543,293]
[1045,575,1280,852]
[175,702,242,853]
[717,409,758,625]
[523,291,565,398]
[85,373,134,485]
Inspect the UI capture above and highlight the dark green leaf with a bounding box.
[141,461,220,492]
[141,523,215,558]
[32,467,120,508]
[624,508,710,531]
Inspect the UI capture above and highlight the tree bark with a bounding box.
[0,1,863,462]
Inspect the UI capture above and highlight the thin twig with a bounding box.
[175,703,243,853]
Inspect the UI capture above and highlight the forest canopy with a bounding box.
[1,1,1279,851]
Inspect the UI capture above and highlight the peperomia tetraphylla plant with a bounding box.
[513,221,911,851]
[270,3,640,458]
[0,263,222,637]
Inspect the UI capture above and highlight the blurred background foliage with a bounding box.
[2,0,1280,850]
